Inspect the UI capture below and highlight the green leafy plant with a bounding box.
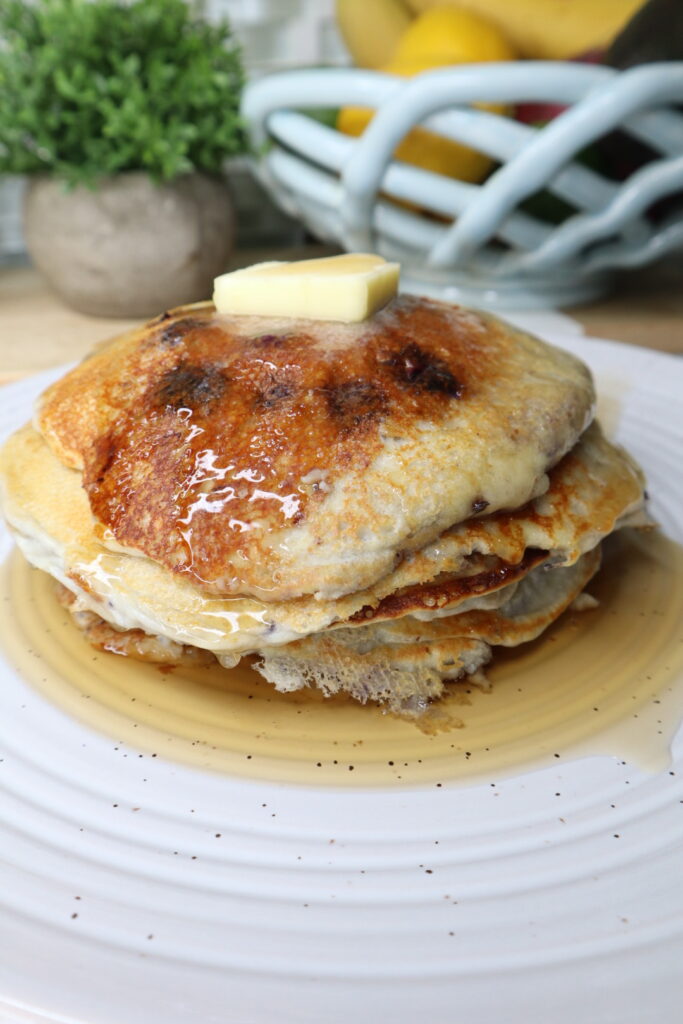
[0,0,246,186]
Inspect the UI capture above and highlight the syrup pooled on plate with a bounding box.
[1,530,682,788]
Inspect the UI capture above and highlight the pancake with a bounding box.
[35,296,594,601]
[0,292,649,713]
[51,546,600,714]
[255,548,601,713]
[0,419,644,655]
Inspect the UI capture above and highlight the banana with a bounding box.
[403,0,647,59]
[335,0,413,69]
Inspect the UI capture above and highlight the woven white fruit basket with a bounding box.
[242,61,683,308]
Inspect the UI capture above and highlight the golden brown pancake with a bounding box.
[35,296,594,601]
[255,548,601,712]
[0,419,644,653]
[52,546,601,714]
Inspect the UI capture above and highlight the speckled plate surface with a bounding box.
[0,331,682,1024]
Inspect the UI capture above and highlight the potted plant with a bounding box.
[0,0,246,316]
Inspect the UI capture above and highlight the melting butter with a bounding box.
[213,254,400,323]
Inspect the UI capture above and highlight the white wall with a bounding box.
[209,0,347,73]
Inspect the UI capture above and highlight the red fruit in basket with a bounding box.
[515,49,606,125]
[515,101,567,125]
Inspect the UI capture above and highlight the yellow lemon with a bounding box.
[393,5,516,65]
[337,96,494,185]
[337,5,516,184]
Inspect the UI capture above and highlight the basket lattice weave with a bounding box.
[243,62,683,308]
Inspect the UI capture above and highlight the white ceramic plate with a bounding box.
[0,333,682,1024]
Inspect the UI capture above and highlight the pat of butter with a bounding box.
[213,254,400,323]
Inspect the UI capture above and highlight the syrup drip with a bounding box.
[0,530,682,788]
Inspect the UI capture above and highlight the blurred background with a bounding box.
[0,0,681,368]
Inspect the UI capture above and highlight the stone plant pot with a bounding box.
[23,171,235,318]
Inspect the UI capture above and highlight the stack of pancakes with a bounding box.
[0,296,648,713]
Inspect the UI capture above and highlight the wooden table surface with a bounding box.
[1,255,681,387]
